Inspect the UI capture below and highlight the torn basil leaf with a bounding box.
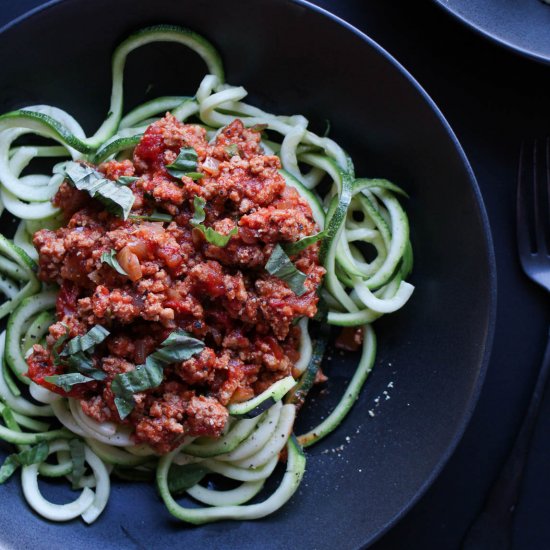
[165,147,199,178]
[265,244,308,296]
[44,373,94,392]
[69,439,86,489]
[191,196,237,247]
[66,352,106,381]
[185,172,204,181]
[111,329,205,419]
[61,325,110,357]
[283,231,326,255]
[0,441,49,484]
[117,176,139,186]
[51,325,70,365]
[168,463,209,495]
[129,211,173,222]
[100,249,128,277]
[111,362,163,420]
[191,196,207,225]
[147,328,205,366]
[64,161,135,220]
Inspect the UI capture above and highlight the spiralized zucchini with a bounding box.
[0,24,413,525]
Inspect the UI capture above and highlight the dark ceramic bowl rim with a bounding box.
[432,0,550,67]
[0,0,497,546]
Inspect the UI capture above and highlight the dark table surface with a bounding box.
[1,0,549,548]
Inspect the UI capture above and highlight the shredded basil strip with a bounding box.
[117,176,139,186]
[283,231,326,255]
[168,463,209,495]
[44,373,94,392]
[191,196,207,225]
[265,244,308,296]
[69,439,86,489]
[0,441,49,484]
[61,325,110,357]
[165,147,200,178]
[51,325,70,365]
[112,329,205,419]
[129,211,173,222]
[64,161,135,220]
[185,172,205,181]
[65,352,107,381]
[100,249,128,277]
[191,196,238,247]
[112,362,164,420]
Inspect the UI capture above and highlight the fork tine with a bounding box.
[517,141,533,258]
[533,139,548,255]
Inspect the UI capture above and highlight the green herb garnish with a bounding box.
[44,373,95,392]
[100,249,128,277]
[129,211,173,222]
[166,147,200,179]
[61,325,110,357]
[0,442,49,483]
[191,196,237,247]
[168,463,209,495]
[68,439,86,489]
[64,161,135,220]
[111,329,205,419]
[117,176,139,186]
[283,231,326,255]
[265,244,308,296]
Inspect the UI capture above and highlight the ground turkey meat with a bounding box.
[27,115,325,453]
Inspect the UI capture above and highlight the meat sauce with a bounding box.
[27,115,325,453]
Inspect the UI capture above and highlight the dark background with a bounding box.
[0,0,549,548]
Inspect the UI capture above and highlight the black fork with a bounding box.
[462,139,550,550]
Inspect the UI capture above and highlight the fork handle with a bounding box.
[462,325,550,550]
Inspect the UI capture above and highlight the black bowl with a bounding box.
[0,1,496,548]
[433,0,550,65]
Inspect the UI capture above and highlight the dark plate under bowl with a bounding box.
[433,0,550,65]
[0,0,496,548]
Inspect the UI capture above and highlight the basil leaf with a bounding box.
[148,328,205,365]
[66,352,106,381]
[0,442,49,484]
[191,196,238,247]
[185,172,204,181]
[117,176,139,186]
[265,244,308,296]
[112,362,164,420]
[283,231,326,255]
[165,147,199,178]
[69,439,86,490]
[51,325,70,366]
[111,329,205,419]
[100,249,128,277]
[61,325,110,357]
[129,211,173,222]
[44,373,94,392]
[191,196,207,225]
[64,161,135,220]
[168,463,209,495]
[198,226,238,247]
[224,144,240,157]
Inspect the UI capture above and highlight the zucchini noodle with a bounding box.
[0,25,413,525]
